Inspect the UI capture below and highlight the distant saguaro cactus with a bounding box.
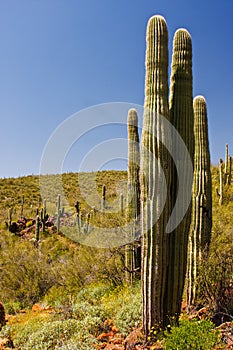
[35,214,40,242]
[187,96,212,306]
[56,194,62,231]
[40,199,47,233]
[216,159,224,205]
[166,28,194,320]
[224,144,232,185]
[102,185,106,211]
[229,156,232,185]
[141,15,171,335]
[125,108,140,284]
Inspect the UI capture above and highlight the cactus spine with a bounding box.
[125,108,140,284]
[166,28,194,319]
[187,96,212,306]
[141,15,171,335]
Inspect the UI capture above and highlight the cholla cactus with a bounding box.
[187,96,212,306]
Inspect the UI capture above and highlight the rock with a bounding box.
[0,337,14,349]
[32,304,41,311]
[216,322,233,348]
[124,328,144,350]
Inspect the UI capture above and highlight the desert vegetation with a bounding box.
[0,13,232,350]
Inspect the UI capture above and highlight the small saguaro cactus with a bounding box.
[141,15,171,335]
[224,144,232,185]
[161,27,194,323]
[35,215,40,242]
[224,144,229,184]
[187,96,212,306]
[20,195,25,217]
[125,108,141,284]
[229,156,232,185]
[75,200,81,230]
[119,193,124,214]
[40,199,47,233]
[216,158,224,205]
[56,194,62,231]
[8,207,13,229]
[101,185,106,211]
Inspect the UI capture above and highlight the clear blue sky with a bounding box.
[0,0,232,178]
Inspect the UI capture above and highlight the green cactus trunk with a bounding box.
[224,144,229,184]
[187,96,212,306]
[35,214,40,242]
[141,15,171,335]
[125,108,141,284]
[165,28,194,320]
[102,185,106,211]
[57,194,61,231]
[229,156,232,185]
[217,159,224,205]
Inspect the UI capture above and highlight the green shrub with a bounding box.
[4,301,22,315]
[164,319,221,350]
[14,319,82,349]
[103,282,142,336]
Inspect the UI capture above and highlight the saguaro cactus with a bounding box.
[21,195,25,217]
[56,194,62,231]
[40,199,47,233]
[102,185,106,211]
[224,144,232,185]
[8,208,13,229]
[229,156,232,185]
[216,159,224,205]
[166,28,194,319]
[141,15,171,335]
[187,96,212,306]
[35,214,40,242]
[125,108,140,284]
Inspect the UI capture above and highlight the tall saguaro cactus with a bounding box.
[165,28,194,319]
[125,108,140,284]
[187,96,212,306]
[141,15,171,335]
